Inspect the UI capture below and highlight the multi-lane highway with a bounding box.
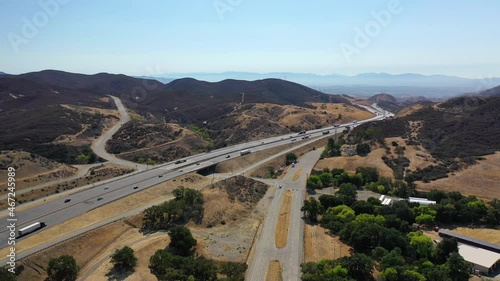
[0,102,387,261]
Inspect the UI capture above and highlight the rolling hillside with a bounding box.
[481,85,500,97]
[0,70,354,163]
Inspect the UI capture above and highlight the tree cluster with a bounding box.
[142,187,204,230]
[307,167,378,192]
[302,196,473,280]
[321,138,343,158]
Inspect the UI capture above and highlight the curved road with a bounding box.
[0,104,388,265]
[91,96,148,171]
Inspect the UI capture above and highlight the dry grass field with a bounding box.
[450,227,500,245]
[15,219,137,281]
[396,103,428,117]
[266,260,283,281]
[0,151,77,192]
[275,190,292,248]
[315,147,394,178]
[416,152,500,201]
[386,137,435,171]
[304,224,351,262]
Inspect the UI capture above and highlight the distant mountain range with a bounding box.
[0,72,6,76]
[0,70,347,123]
[480,85,500,97]
[150,72,500,98]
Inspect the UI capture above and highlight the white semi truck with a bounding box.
[18,222,46,236]
[240,149,251,156]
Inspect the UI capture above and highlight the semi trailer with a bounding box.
[18,222,46,236]
[240,149,251,156]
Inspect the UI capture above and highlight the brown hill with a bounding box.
[139,78,349,123]
[367,93,398,103]
[16,69,163,97]
[0,70,355,163]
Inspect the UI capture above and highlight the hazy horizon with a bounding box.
[2,0,500,78]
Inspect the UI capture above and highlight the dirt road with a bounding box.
[91,96,147,170]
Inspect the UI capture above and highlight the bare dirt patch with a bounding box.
[192,218,259,262]
[304,224,351,262]
[266,260,283,281]
[416,152,500,201]
[275,190,292,248]
[200,176,269,228]
[315,147,394,178]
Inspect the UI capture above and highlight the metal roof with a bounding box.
[458,243,500,268]
[439,229,500,253]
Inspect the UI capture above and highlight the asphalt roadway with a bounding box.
[246,148,322,281]
[0,103,387,262]
[91,95,149,171]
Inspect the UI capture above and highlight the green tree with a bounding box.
[432,238,457,264]
[168,226,197,257]
[307,175,324,191]
[415,214,435,226]
[219,262,248,281]
[408,232,433,258]
[381,267,399,281]
[301,197,325,222]
[467,200,488,223]
[380,248,405,270]
[336,183,357,199]
[447,252,471,281]
[319,172,334,187]
[355,167,379,184]
[285,153,297,165]
[47,255,79,281]
[356,143,371,156]
[111,246,137,272]
[351,200,375,215]
[403,270,427,281]
[75,154,89,164]
[338,253,374,281]
[0,268,16,281]
[146,157,156,166]
[425,264,451,281]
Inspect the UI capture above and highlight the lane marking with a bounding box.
[292,168,302,181]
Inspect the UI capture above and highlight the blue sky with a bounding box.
[1,0,500,78]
